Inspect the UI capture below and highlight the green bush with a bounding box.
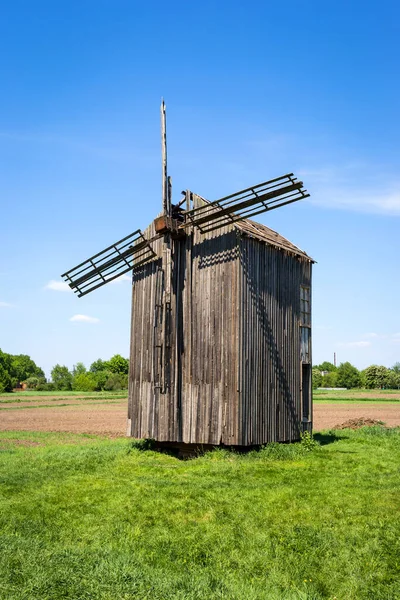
[312,368,322,389]
[300,430,319,451]
[51,364,73,390]
[24,376,41,390]
[36,382,56,391]
[104,373,127,391]
[336,361,361,389]
[72,372,98,392]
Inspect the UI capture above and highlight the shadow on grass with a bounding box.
[313,432,341,446]
[129,436,327,460]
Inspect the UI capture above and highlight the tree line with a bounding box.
[313,361,400,390]
[1,347,400,393]
[0,349,129,393]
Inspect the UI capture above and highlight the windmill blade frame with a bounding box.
[61,230,160,297]
[180,173,309,233]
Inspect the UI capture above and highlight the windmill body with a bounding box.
[127,194,313,447]
[62,104,314,448]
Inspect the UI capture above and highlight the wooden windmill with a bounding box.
[62,102,314,450]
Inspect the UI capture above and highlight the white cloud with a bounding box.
[338,341,371,348]
[361,332,400,342]
[300,164,400,216]
[45,280,72,292]
[332,190,400,216]
[70,314,99,324]
[0,301,13,308]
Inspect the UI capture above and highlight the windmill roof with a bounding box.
[234,218,314,262]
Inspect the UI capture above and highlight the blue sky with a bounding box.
[1,1,399,376]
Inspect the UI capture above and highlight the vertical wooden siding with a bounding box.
[181,200,240,445]
[128,198,241,444]
[128,201,312,445]
[239,238,312,443]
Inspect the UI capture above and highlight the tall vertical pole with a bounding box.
[161,99,172,393]
[161,99,170,217]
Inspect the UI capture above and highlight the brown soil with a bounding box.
[0,402,127,435]
[314,403,400,430]
[0,399,399,436]
[334,417,385,430]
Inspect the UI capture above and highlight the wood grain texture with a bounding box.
[128,197,313,446]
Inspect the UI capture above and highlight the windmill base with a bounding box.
[151,440,296,459]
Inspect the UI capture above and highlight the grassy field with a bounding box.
[0,428,399,599]
[0,391,127,406]
[314,389,400,403]
[2,388,399,404]
[0,390,127,399]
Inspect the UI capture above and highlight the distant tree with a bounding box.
[320,371,338,388]
[312,368,322,389]
[103,372,128,391]
[106,354,129,375]
[392,362,400,374]
[92,370,109,390]
[72,362,87,377]
[336,362,361,389]
[363,365,389,389]
[0,349,12,372]
[0,364,12,393]
[315,361,337,373]
[387,370,400,389]
[0,350,13,392]
[51,364,73,391]
[10,354,45,383]
[72,372,97,392]
[89,359,108,373]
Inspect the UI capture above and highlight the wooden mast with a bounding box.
[161,100,170,217]
[161,99,172,393]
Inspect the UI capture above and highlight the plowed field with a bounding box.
[0,392,399,435]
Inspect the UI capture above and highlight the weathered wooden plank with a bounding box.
[128,195,313,446]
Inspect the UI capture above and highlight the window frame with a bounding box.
[300,285,311,328]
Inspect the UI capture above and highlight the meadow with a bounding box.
[2,388,399,403]
[0,427,399,600]
[314,389,400,403]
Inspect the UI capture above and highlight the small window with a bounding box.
[300,285,311,327]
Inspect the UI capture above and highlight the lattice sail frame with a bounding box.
[180,173,309,233]
[61,173,309,298]
[61,230,159,297]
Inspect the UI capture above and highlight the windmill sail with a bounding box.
[61,230,159,297]
[181,173,309,233]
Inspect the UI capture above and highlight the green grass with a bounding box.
[314,388,400,403]
[0,392,127,404]
[0,400,124,410]
[314,398,399,404]
[0,390,128,399]
[0,430,399,599]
